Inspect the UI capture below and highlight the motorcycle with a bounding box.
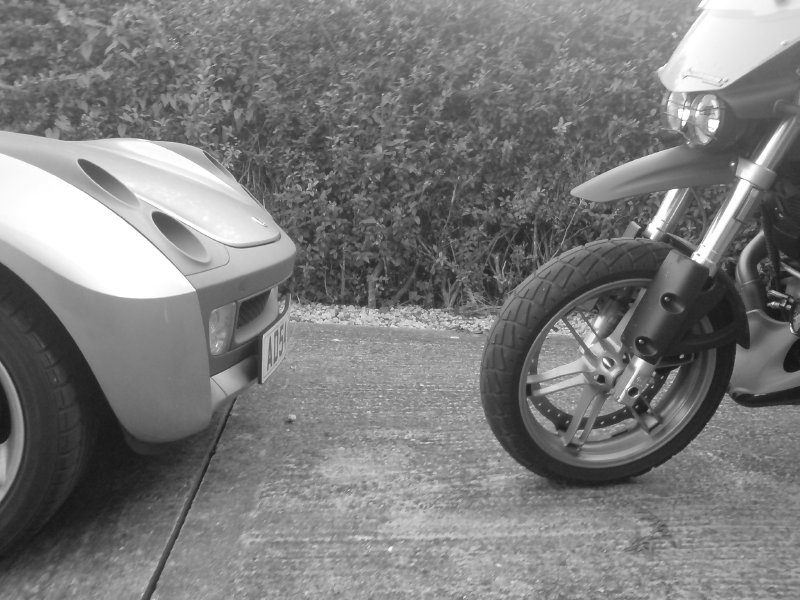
[480,0,800,483]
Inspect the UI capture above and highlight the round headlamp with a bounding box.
[661,91,736,148]
[687,93,728,146]
[661,91,691,133]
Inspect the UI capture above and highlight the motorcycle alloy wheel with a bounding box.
[480,238,735,483]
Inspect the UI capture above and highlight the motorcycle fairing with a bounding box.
[729,310,800,402]
[730,232,800,405]
[570,146,736,202]
[659,0,800,93]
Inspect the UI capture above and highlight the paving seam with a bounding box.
[139,398,237,600]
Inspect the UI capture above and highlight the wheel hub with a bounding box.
[587,345,628,392]
[531,344,667,432]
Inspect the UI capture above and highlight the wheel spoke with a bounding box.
[527,357,592,386]
[576,396,607,446]
[559,317,597,357]
[529,374,588,398]
[561,387,607,447]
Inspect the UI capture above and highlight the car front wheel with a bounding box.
[0,272,96,555]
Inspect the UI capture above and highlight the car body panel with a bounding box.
[0,132,281,249]
[189,238,295,376]
[0,133,296,444]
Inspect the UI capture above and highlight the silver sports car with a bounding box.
[0,131,295,553]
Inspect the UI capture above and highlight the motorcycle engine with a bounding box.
[765,174,800,261]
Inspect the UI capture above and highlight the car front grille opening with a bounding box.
[237,291,268,330]
[232,289,279,347]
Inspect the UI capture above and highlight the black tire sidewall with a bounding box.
[0,302,72,550]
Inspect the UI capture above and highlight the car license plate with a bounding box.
[260,304,290,384]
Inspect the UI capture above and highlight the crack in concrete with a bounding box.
[139,398,237,600]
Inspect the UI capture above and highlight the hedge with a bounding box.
[1,0,697,308]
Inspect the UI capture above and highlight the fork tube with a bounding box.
[643,187,693,241]
[691,180,762,275]
[693,109,800,275]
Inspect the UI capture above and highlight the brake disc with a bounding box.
[529,370,669,431]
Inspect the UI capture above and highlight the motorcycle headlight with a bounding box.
[660,91,737,149]
[687,93,730,147]
[661,91,691,132]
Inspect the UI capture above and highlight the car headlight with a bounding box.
[661,91,736,148]
[209,303,237,355]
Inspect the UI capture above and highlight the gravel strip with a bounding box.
[290,301,497,334]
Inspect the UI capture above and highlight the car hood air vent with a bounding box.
[0,131,280,248]
[78,139,281,248]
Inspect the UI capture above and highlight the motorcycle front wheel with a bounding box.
[480,238,736,484]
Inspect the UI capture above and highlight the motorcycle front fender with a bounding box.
[570,146,737,203]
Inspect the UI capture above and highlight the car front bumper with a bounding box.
[0,136,297,446]
[42,232,295,445]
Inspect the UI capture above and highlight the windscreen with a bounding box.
[659,1,800,92]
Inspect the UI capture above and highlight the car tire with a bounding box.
[0,271,97,555]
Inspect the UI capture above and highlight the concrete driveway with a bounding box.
[1,322,799,599]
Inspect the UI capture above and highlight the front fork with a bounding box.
[612,102,800,409]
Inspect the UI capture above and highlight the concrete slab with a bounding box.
[152,323,800,599]
[3,322,800,599]
[0,411,227,600]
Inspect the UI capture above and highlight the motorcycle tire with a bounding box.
[0,272,97,555]
[480,238,736,484]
